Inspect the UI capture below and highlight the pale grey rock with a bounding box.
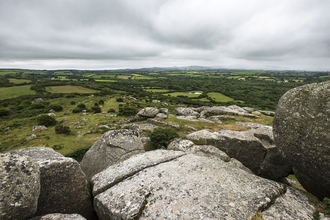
[137,107,159,118]
[168,122,180,128]
[91,150,185,197]
[228,158,253,174]
[80,129,145,180]
[167,138,195,151]
[320,213,330,220]
[185,129,218,141]
[147,118,167,125]
[28,213,87,220]
[273,81,330,200]
[200,105,258,118]
[140,137,150,145]
[76,126,83,129]
[81,113,87,116]
[94,154,286,220]
[99,125,110,129]
[234,122,271,129]
[207,116,223,124]
[139,123,157,131]
[0,153,40,220]
[176,115,199,121]
[80,118,88,121]
[243,107,255,112]
[34,98,43,103]
[128,123,139,131]
[155,113,167,118]
[259,110,275,116]
[32,125,47,131]
[49,109,55,112]
[159,108,168,114]
[106,114,117,117]
[184,124,197,131]
[26,134,37,141]
[218,115,239,120]
[48,113,56,117]
[263,187,315,220]
[11,147,94,219]
[173,107,199,116]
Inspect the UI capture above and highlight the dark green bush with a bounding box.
[31,103,45,109]
[77,103,86,109]
[64,146,91,162]
[20,100,32,107]
[116,98,123,102]
[55,124,71,135]
[99,99,104,104]
[91,106,101,113]
[37,115,57,126]
[118,105,138,116]
[108,108,116,113]
[0,109,10,117]
[70,101,76,105]
[148,127,179,150]
[94,102,99,106]
[72,107,81,113]
[49,103,63,112]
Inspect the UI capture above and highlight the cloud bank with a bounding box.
[0,0,329,70]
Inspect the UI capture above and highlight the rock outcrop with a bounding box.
[173,107,199,116]
[80,129,145,180]
[11,147,94,219]
[0,153,40,220]
[137,107,159,118]
[28,213,87,220]
[92,152,314,219]
[273,81,330,200]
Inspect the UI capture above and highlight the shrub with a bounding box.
[99,99,104,104]
[64,146,91,162]
[94,102,99,106]
[0,109,10,117]
[108,108,116,113]
[118,105,138,116]
[72,107,81,113]
[55,124,71,135]
[70,101,76,105]
[31,103,45,109]
[148,128,179,150]
[91,106,101,113]
[49,103,63,112]
[37,115,57,126]
[77,103,86,109]
[20,100,32,107]
[116,98,123,102]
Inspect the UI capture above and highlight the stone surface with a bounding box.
[91,150,185,197]
[28,213,87,220]
[159,108,168,114]
[147,118,167,125]
[273,81,330,199]
[233,122,271,129]
[263,187,315,219]
[80,129,145,180]
[0,153,40,220]
[185,129,218,141]
[200,105,258,118]
[32,125,48,131]
[26,134,37,141]
[94,154,287,220]
[11,147,94,219]
[47,113,56,117]
[173,107,199,116]
[155,113,167,118]
[139,123,157,131]
[137,107,159,118]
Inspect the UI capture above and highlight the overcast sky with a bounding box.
[1,0,329,70]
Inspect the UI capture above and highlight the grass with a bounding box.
[166,91,203,98]
[116,75,130,79]
[95,79,117,82]
[8,78,32,84]
[207,92,234,102]
[145,89,170,93]
[45,85,98,93]
[0,85,36,100]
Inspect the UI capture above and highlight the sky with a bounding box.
[0,0,330,71]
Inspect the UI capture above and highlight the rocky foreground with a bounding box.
[1,81,330,219]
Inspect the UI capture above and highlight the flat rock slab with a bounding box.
[12,147,63,160]
[92,150,185,197]
[0,153,40,220]
[94,154,286,220]
[28,213,87,220]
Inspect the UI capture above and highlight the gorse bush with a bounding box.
[72,107,81,113]
[55,124,71,135]
[91,106,101,113]
[77,103,86,109]
[148,127,179,150]
[37,115,57,126]
[49,103,63,112]
[30,103,45,109]
[0,109,9,117]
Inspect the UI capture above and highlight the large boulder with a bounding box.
[0,153,40,220]
[273,81,330,200]
[11,147,94,219]
[92,152,314,219]
[137,107,159,118]
[80,129,145,180]
[200,105,258,118]
[28,213,86,220]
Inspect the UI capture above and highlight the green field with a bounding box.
[207,92,234,102]
[0,85,36,100]
[95,79,117,82]
[167,91,203,97]
[8,78,32,84]
[145,89,170,93]
[92,75,117,78]
[45,85,98,93]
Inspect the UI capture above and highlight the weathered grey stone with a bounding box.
[28,213,87,220]
[168,122,180,128]
[47,113,56,117]
[273,81,330,200]
[11,147,94,219]
[26,134,37,141]
[155,113,167,118]
[139,123,157,131]
[185,129,218,141]
[91,150,185,197]
[259,110,275,116]
[173,107,199,116]
[147,118,167,125]
[80,118,88,121]
[184,124,197,130]
[0,153,40,220]
[159,108,168,114]
[99,125,110,129]
[200,105,258,118]
[80,129,145,180]
[94,154,287,220]
[137,107,159,118]
[128,123,139,131]
[32,125,47,131]
[242,107,255,112]
[263,187,315,219]
[167,138,195,151]
[233,122,271,129]
[140,137,150,145]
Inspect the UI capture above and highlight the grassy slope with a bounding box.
[0,85,37,100]
[45,85,98,93]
